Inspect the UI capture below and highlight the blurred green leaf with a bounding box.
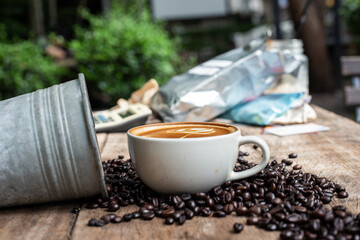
[69,3,181,103]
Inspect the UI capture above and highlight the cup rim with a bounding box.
[127,121,240,141]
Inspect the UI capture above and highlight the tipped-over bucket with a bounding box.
[0,73,107,207]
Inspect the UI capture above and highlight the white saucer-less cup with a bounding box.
[127,122,270,194]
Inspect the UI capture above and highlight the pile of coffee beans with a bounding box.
[85,153,360,239]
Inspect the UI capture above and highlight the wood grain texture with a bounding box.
[71,105,360,240]
[1,105,360,240]
[0,202,79,240]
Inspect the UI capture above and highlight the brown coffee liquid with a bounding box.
[131,123,237,139]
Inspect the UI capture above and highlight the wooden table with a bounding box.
[1,106,359,240]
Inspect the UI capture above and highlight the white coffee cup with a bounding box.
[127,122,270,194]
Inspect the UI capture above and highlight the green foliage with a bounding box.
[0,40,67,100]
[70,5,180,103]
[341,0,360,50]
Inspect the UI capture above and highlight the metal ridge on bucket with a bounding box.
[0,74,107,207]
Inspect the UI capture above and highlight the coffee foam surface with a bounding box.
[130,123,237,139]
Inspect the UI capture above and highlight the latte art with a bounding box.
[130,123,237,139]
[166,128,216,135]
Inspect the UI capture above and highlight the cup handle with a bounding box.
[227,136,270,181]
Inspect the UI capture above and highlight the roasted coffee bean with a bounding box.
[272,197,282,205]
[132,212,141,219]
[224,204,234,215]
[108,202,120,212]
[169,211,180,220]
[193,192,207,200]
[123,213,132,222]
[88,219,98,226]
[213,211,226,218]
[337,191,349,198]
[249,206,261,216]
[155,209,163,217]
[193,206,201,215]
[266,223,277,231]
[213,186,223,195]
[86,203,99,209]
[286,213,302,223]
[233,223,243,233]
[321,195,332,204]
[247,216,259,225]
[161,208,175,217]
[293,164,302,170]
[142,211,155,220]
[178,215,186,225]
[288,153,297,159]
[281,229,294,239]
[165,217,174,225]
[201,207,212,217]
[294,206,307,213]
[87,154,358,239]
[184,209,194,219]
[111,216,122,223]
[236,206,248,216]
[206,197,215,207]
[101,214,116,223]
[186,200,196,209]
[95,219,107,227]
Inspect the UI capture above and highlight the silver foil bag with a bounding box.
[150,40,306,122]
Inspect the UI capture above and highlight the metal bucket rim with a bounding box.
[78,73,108,198]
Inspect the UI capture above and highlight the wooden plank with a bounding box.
[72,105,360,240]
[99,133,130,161]
[0,201,79,240]
[96,133,108,152]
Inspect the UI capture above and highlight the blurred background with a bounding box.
[0,0,359,121]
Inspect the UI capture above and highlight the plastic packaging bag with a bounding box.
[221,92,305,126]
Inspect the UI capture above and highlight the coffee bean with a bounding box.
[161,208,175,217]
[178,215,186,225]
[247,216,259,225]
[201,207,212,217]
[281,229,294,239]
[186,200,196,209]
[337,191,349,198]
[141,211,155,220]
[184,209,194,219]
[213,211,226,218]
[288,153,297,159]
[87,155,359,240]
[294,206,307,213]
[95,219,107,227]
[293,164,302,170]
[165,217,174,225]
[286,213,302,223]
[111,216,122,223]
[86,203,99,209]
[266,223,277,231]
[272,197,282,205]
[108,202,120,212]
[236,206,248,216]
[249,206,261,216]
[132,212,141,219]
[88,218,98,226]
[193,192,207,200]
[233,223,243,233]
[101,214,116,223]
[123,213,132,222]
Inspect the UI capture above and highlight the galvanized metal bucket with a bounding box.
[0,73,107,207]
